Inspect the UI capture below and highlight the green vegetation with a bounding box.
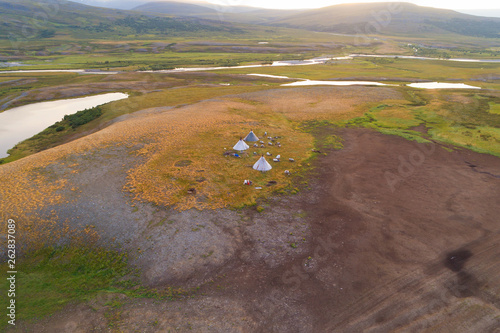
[0,245,189,331]
[344,91,500,157]
[489,102,500,115]
[0,0,245,41]
[83,15,244,36]
[1,84,272,164]
[415,93,500,156]
[345,103,428,143]
[2,55,500,165]
[1,0,500,330]
[407,45,452,59]
[64,106,103,128]
[266,2,500,41]
[300,120,345,151]
[0,42,327,71]
[428,18,500,39]
[221,57,500,89]
[2,103,107,164]
[0,246,130,330]
[0,0,351,72]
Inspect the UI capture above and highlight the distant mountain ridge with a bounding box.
[130,1,500,38]
[267,2,500,38]
[0,0,244,40]
[132,1,218,17]
[2,0,499,41]
[130,0,304,23]
[70,0,148,10]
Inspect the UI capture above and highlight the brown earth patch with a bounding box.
[14,128,500,332]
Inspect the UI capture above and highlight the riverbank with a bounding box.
[2,54,500,75]
[0,93,128,158]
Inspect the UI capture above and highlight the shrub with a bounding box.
[64,106,103,129]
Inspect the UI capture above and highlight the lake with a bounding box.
[281,80,481,89]
[406,82,481,89]
[282,80,388,87]
[0,93,128,158]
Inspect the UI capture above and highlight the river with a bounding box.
[1,54,499,76]
[0,93,128,158]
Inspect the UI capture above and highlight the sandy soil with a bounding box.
[12,127,500,332]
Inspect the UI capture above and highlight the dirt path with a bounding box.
[15,128,500,332]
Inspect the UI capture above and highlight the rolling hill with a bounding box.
[0,0,244,40]
[71,0,213,10]
[69,0,149,10]
[4,1,498,41]
[130,1,500,38]
[267,2,500,38]
[132,1,219,17]
[131,1,305,24]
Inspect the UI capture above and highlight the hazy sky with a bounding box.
[205,0,499,10]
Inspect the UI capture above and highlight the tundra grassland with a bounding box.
[221,57,500,88]
[1,3,500,329]
[342,88,500,157]
[1,50,500,329]
[0,85,400,251]
[1,73,278,163]
[0,27,356,71]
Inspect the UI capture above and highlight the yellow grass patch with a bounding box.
[488,102,500,115]
[232,86,404,121]
[371,103,422,129]
[124,100,313,210]
[375,105,415,120]
[432,126,500,156]
[0,163,98,251]
[1,85,402,247]
[1,86,401,215]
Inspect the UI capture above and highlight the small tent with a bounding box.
[253,155,272,172]
[233,138,249,151]
[244,130,259,142]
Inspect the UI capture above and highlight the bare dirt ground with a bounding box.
[12,127,500,332]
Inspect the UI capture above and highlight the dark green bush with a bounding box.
[64,106,103,129]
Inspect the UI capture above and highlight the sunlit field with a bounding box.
[2,0,500,330]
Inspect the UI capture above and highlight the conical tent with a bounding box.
[233,139,249,151]
[253,156,272,172]
[244,130,259,142]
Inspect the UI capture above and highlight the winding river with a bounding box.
[2,54,498,76]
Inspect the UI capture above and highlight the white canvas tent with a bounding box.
[244,130,259,142]
[253,156,272,172]
[233,139,249,151]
